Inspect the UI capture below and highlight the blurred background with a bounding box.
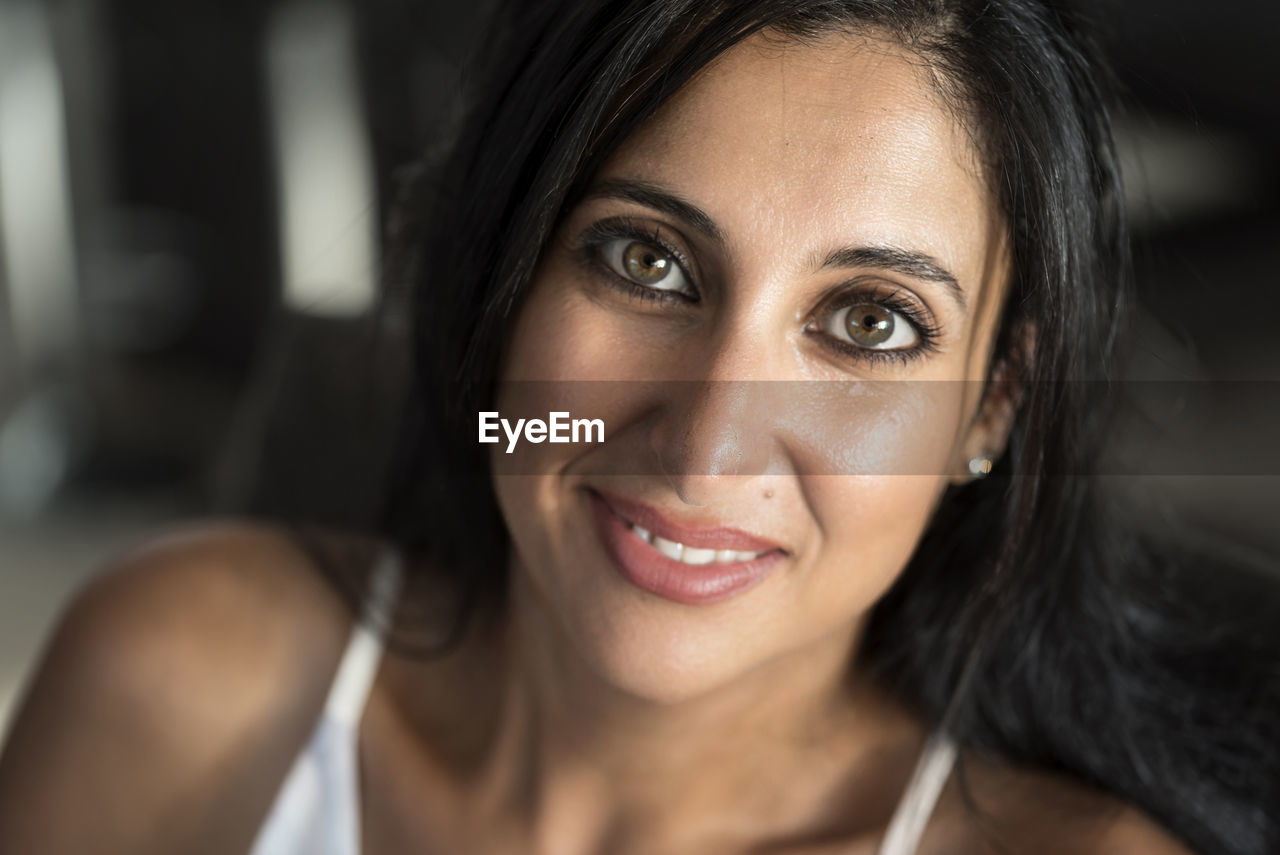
[1,0,1278,735]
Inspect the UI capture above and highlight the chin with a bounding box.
[513,557,783,709]
[567,593,772,705]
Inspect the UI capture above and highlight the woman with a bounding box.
[1,1,1276,853]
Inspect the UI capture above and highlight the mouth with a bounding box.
[591,488,787,555]
[620,521,773,565]
[586,488,786,605]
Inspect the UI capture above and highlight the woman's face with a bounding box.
[491,32,1012,702]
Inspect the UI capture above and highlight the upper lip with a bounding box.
[591,488,788,555]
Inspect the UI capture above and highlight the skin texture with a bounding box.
[461,31,1024,852]
[493,30,1009,750]
[0,30,1193,855]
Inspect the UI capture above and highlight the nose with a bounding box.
[648,326,781,505]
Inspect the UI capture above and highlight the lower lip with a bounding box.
[587,490,783,605]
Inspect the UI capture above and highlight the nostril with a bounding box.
[673,481,710,508]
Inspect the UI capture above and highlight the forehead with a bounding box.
[599,31,1006,300]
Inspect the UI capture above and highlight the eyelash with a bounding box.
[574,218,942,367]
[576,217,698,307]
[809,289,942,367]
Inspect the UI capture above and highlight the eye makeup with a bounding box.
[569,214,946,368]
[574,216,699,306]
[805,282,943,368]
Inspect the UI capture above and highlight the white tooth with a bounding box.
[731,550,758,563]
[714,549,737,564]
[631,524,652,544]
[681,547,716,565]
[652,536,684,561]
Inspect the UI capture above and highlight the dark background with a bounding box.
[1,0,1278,728]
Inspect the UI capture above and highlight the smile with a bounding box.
[587,488,786,605]
[621,522,770,565]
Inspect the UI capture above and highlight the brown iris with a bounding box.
[845,303,894,347]
[622,241,672,284]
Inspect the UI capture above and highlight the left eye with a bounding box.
[819,301,919,350]
[600,238,692,295]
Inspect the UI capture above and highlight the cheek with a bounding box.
[785,383,965,621]
[501,255,657,384]
[489,263,652,596]
[780,376,967,477]
[489,286,653,483]
[490,257,677,483]
[798,474,945,620]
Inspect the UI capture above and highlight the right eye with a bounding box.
[598,238,695,298]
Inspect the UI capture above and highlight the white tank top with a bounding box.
[249,548,956,855]
[249,547,404,855]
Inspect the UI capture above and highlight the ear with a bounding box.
[949,324,1033,485]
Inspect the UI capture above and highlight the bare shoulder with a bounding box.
[933,754,1194,855]
[32,519,358,719]
[1093,805,1197,854]
[0,519,373,855]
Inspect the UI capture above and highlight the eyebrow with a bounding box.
[820,246,967,312]
[583,177,967,312]
[584,179,725,244]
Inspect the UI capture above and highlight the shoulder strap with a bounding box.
[875,732,958,855]
[321,546,404,729]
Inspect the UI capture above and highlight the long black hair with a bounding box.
[314,1,1279,852]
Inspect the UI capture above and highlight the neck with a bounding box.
[453,569,925,854]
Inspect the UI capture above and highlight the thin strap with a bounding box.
[322,547,404,728]
[875,733,958,855]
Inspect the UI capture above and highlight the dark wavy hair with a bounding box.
[296,1,1279,852]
